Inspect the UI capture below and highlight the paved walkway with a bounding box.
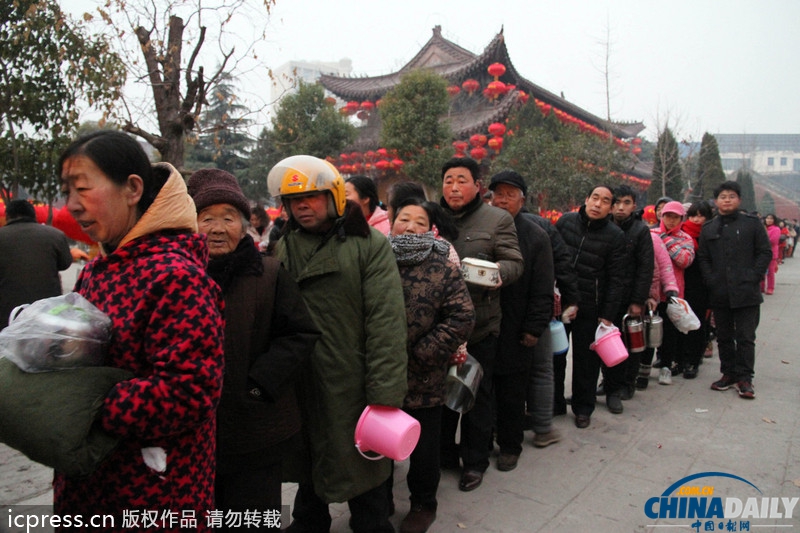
[2,259,799,532]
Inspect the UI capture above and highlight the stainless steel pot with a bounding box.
[645,309,664,349]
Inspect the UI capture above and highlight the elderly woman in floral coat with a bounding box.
[389,197,475,533]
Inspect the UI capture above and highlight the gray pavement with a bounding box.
[2,259,799,532]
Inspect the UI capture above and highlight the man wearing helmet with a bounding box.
[268,156,408,533]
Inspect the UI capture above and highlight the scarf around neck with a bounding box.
[389,232,450,266]
[206,234,263,292]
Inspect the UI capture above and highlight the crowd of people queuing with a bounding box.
[3,129,795,533]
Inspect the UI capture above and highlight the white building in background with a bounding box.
[716,134,800,175]
[269,59,353,111]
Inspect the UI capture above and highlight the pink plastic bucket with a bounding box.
[590,328,628,367]
[354,405,421,461]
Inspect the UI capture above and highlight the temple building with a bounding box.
[320,25,651,183]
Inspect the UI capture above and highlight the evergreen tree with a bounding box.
[245,81,356,203]
[185,73,253,176]
[265,81,355,166]
[648,127,684,204]
[241,127,279,203]
[694,132,726,200]
[379,70,452,189]
[0,0,124,202]
[759,192,775,215]
[493,101,628,211]
[736,169,757,212]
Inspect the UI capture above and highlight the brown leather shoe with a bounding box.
[399,504,437,533]
[458,469,483,491]
[575,414,591,428]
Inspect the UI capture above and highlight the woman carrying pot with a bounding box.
[187,169,320,529]
[388,197,475,533]
[57,130,225,529]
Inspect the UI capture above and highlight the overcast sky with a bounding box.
[264,0,798,141]
[69,0,799,142]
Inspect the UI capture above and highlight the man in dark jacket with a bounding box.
[698,181,772,399]
[600,185,654,411]
[488,170,555,472]
[556,185,627,428]
[439,157,524,492]
[522,211,580,417]
[0,200,72,330]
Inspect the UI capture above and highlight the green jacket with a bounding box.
[275,203,408,503]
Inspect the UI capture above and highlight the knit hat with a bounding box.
[660,200,685,217]
[489,170,527,196]
[187,169,250,218]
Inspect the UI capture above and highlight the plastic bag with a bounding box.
[0,292,112,372]
[666,296,701,334]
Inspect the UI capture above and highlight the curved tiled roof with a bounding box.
[321,26,644,140]
[320,26,646,171]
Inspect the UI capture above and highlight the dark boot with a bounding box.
[400,502,437,533]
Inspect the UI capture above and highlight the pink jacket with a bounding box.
[650,232,679,301]
[368,207,391,236]
[766,224,781,260]
[652,223,695,297]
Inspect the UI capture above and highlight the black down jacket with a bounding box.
[555,207,628,321]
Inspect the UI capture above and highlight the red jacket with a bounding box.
[54,165,224,532]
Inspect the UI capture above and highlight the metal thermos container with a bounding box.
[645,310,663,348]
[622,314,646,353]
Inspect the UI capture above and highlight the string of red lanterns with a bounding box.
[331,148,405,176]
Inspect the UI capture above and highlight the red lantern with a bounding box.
[632,137,643,145]
[350,151,362,161]
[487,62,506,80]
[632,146,642,155]
[487,137,503,151]
[517,91,529,104]
[365,150,376,161]
[345,101,360,114]
[339,153,350,162]
[360,101,375,112]
[375,160,390,171]
[470,147,488,161]
[452,140,469,153]
[461,79,480,94]
[324,97,337,106]
[484,81,506,100]
[390,158,404,169]
[469,134,487,147]
[376,148,388,157]
[447,85,461,97]
[488,122,506,137]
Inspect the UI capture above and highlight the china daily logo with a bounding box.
[645,472,798,531]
